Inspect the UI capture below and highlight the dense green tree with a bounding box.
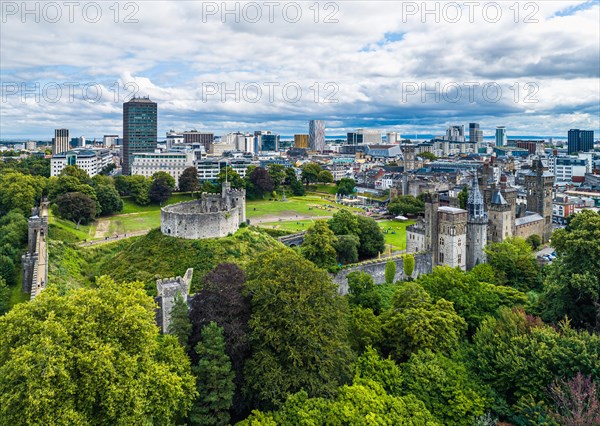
[388,195,425,216]
[418,151,437,161]
[149,175,173,204]
[485,237,542,292]
[189,263,250,418]
[354,346,404,395]
[525,234,542,250]
[266,164,286,190]
[301,220,338,270]
[357,215,386,258]
[98,163,116,176]
[333,234,360,264]
[289,177,305,195]
[243,249,354,409]
[404,254,415,279]
[382,282,467,361]
[217,166,245,189]
[329,208,360,236]
[471,307,600,415]
[240,380,440,425]
[56,192,96,226]
[95,184,123,216]
[0,277,196,425]
[152,171,176,191]
[348,308,383,353]
[59,165,90,184]
[0,256,15,286]
[317,169,334,184]
[538,210,600,331]
[416,266,527,333]
[402,350,489,426]
[0,277,10,315]
[385,260,397,284]
[0,172,47,214]
[190,322,235,426]
[347,271,382,314]
[300,162,322,185]
[168,293,192,350]
[249,167,274,198]
[0,155,50,177]
[199,180,218,194]
[178,167,200,193]
[336,177,356,195]
[113,175,131,196]
[458,186,469,210]
[48,174,97,202]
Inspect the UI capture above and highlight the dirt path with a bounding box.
[79,229,151,247]
[94,220,110,238]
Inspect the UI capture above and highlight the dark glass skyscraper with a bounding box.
[567,129,594,154]
[123,97,157,175]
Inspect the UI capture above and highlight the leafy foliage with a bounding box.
[347,271,382,314]
[336,177,356,195]
[243,249,354,409]
[189,263,251,419]
[401,350,489,426]
[333,234,360,264]
[404,253,415,278]
[56,191,97,225]
[357,215,386,259]
[0,277,196,425]
[190,322,235,426]
[385,260,397,284]
[485,237,542,292]
[382,282,467,361]
[538,210,600,331]
[388,195,425,216]
[179,167,200,193]
[300,162,322,185]
[301,219,338,270]
[168,293,192,350]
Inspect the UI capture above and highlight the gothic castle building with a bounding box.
[407,159,552,271]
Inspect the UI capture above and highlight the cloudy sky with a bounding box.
[1,0,599,140]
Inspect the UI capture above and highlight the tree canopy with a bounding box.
[243,249,354,409]
[0,277,196,425]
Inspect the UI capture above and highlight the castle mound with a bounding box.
[99,227,282,295]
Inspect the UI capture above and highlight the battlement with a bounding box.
[155,268,193,334]
[161,185,246,239]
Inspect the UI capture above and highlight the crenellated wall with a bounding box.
[332,252,432,295]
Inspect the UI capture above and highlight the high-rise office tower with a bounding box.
[294,134,309,148]
[53,129,70,154]
[309,120,325,152]
[567,129,594,154]
[469,123,483,144]
[445,125,465,142]
[386,132,400,144]
[495,126,507,147]
[261,133,279,151]
[123,97,157,175]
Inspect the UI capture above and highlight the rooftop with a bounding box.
[438,206,467,214]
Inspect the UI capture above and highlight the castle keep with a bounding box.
[161,182,246,239]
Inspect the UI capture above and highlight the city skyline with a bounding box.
[1,1,599,139]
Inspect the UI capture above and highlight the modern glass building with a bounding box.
[123,97,157,175]
[495,126,507,147]
[567,129,594,154]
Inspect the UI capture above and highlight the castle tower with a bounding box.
[437,206,468,270]
[488,190,513,243]
[466,176,487,270]
[155,268,193,334]
[423,192,439,265]
[525,158,553,242]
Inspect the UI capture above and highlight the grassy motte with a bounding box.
[99,227,283,295]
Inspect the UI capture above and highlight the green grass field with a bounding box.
[247,195,361,219]
[378,219,415,251]
[258,219,320,232]
[105,212,161,235]
[120,193,194,214]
